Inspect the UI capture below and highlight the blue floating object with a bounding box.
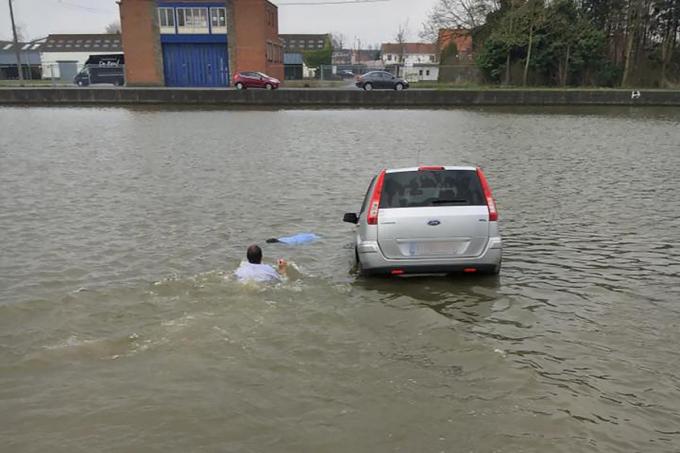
[273,233,320,245]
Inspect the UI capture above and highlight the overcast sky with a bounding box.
[0,0,435,46]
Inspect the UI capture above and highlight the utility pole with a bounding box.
[8,0,24,84]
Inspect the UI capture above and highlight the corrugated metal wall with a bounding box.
[162,43,229,87]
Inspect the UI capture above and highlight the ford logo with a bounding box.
[427,220,441,226]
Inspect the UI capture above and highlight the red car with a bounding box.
[233,72,281,90]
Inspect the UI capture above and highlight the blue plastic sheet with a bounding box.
[276,233,320,245]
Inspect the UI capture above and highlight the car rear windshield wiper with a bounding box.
[431,199,469,204]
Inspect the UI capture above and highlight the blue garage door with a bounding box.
[162,43,229,87]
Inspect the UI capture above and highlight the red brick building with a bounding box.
[119,0,283,87]
[438,29,473,58]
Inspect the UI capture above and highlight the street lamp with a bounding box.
[8,0,24,84]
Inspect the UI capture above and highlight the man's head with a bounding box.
[246,244,263,264]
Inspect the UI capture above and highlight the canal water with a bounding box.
[1,106,679,452]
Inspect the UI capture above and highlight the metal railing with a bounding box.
[308,64,442,83]
[293,64,385,81]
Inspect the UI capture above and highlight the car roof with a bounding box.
[385,166,477,173]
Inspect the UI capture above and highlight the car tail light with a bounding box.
[476,167,498,221]
[367,169,386,225]
[418,166,445,171]
[391,269,405,275]
[463,268,478,273]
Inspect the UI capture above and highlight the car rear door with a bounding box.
[377,72,390,88]
[376,168,491,259]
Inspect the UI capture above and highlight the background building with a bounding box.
[380,42,438,80]
[404,63,439,82]
[381,43,438,66]
[437,28,480,84]
[119,0,283,87]
[438,29,473,58]
[280,34,330,53]
[0,41,43,80]
[283,52,303,79]
[279,33,331,80]
[40,34,122,81]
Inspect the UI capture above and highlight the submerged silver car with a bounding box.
[344,166,502,276]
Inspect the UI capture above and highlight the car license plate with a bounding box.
[415,241,454,256]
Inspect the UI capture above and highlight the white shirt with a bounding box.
[234,262,281,283]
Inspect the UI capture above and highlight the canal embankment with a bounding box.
[1,87,680,107]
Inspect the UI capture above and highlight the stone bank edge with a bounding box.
[1,88,679,107]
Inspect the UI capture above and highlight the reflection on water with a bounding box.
[355,275,500,324]
[1,106,680,453]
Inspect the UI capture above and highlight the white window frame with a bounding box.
[210,7,227,34]
[177,7,209,34]
[158,7,176,34]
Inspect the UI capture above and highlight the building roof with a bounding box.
[0,41,43,52]
[0,41,43,65]
[438,28,474,55]
[284,52,304,65]
[280,34,330,51]
[439,28,471,35]
[41,34,122,52]
[381,43,437,55]
[280,33,330,42]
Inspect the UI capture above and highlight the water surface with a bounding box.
[1,106,679,452]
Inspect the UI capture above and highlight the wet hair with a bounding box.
[246,245,263,264]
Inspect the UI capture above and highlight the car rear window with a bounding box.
[380,170,486,208]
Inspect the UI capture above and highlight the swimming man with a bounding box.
[234,244,287,283]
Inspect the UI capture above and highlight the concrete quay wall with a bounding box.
[1,88,679,107]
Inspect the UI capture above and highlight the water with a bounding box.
[1,106,679,452]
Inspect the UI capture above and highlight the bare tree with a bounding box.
[14,25,25,42]
[420,0,500,41]
[331,33,346,50]
[105,21,121,34]
[394,20,410,75]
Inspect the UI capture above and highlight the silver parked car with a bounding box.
[343,166,502,276]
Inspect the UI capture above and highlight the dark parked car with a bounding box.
[337,69,355,79]
[233,71,280,90]
[355,71,409,91]
[74,54,125,87]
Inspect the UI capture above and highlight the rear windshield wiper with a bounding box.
[431,199,469,204]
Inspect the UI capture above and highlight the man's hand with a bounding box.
[277,259,288,275]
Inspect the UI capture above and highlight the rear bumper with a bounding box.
[357,237,502,275]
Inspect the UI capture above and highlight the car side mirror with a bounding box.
[343,213,359,224]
